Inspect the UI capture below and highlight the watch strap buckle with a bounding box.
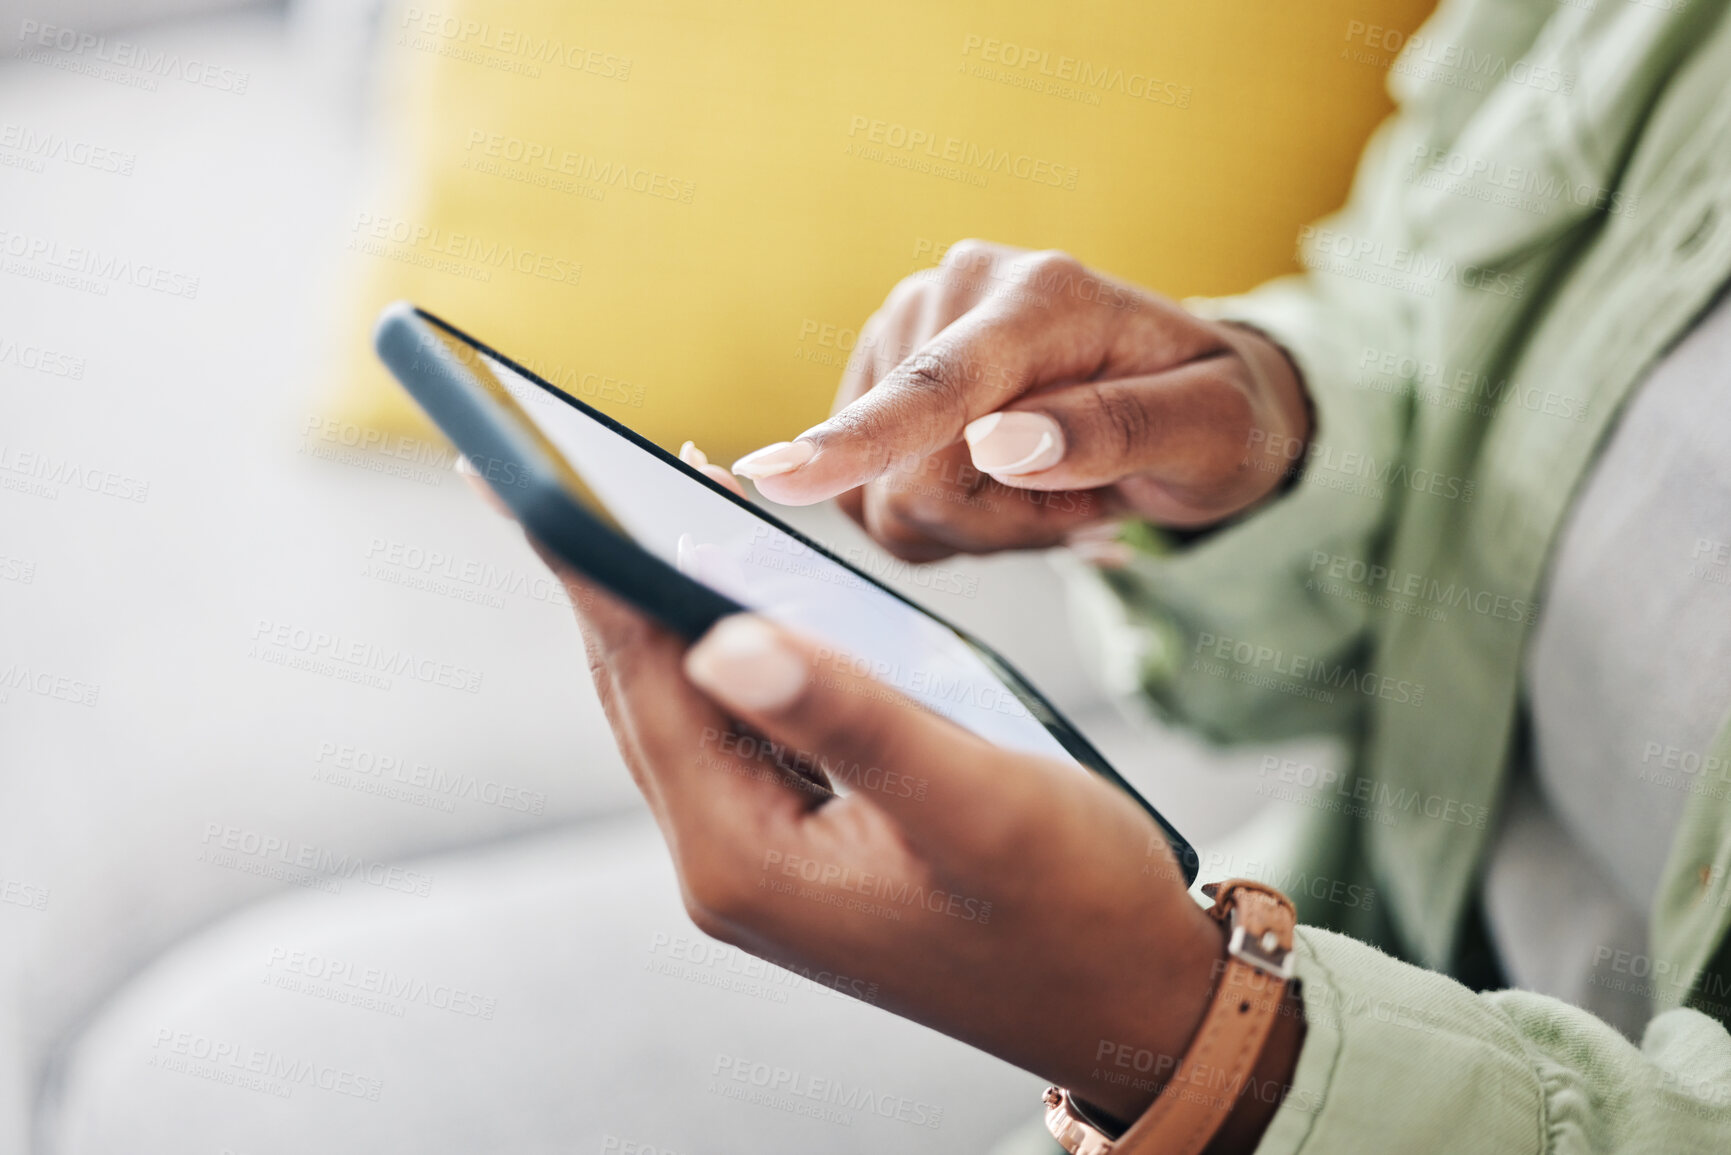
[1227,913,1295,980]
[1205,879,1297,980]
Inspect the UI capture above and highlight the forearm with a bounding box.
[1074,893,1309,1154]
[1091,969,1306,1153]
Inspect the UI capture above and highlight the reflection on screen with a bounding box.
[486,353,1076,766]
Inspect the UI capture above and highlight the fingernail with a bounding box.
[685,615,808,713]
[678,440,709,468]
[1066,521,1124,546]
[731,440,817,479]
[964,412,1064,475]
[1069,539,1135,569]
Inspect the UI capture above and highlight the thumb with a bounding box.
[966,357,1248,494]
[682,614,1038,854]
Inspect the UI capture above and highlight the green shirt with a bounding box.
[1075,0,1731,1148]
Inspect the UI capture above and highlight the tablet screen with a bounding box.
[466,345,1080,765]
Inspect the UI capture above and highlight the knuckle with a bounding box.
[927,277,972,324]
[873,329,918,375]
[897,350,968,413]
[1012,249,1085,309]
[830,352,970,460]
[937,239,1000,303]
[1096,385,1153,461]
[851,313,887,361]
[882,274,932,318]
[1018,249,1083,284]
[944,237,993,267]
[1024,247,1081,273]
[824,398,898,460]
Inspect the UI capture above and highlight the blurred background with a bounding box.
[0,0,1429,1150]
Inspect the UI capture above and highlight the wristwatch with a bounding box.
[1043,879,1298,1155]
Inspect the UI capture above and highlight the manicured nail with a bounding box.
[1067,521,1124,546]
[678,440,709,468]
[685,615,808,712]
[1069,539,1135,569]
[732,440,816,479]
[964,412,1064,475]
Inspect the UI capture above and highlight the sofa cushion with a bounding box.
[331,0,1435,459]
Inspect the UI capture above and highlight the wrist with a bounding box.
[1070,901,1226,1122]
[1044,882,1307,1155]
[1068,985,1306,1155]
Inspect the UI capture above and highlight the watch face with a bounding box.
[1045,1087,1119,1154]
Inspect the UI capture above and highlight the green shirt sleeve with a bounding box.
[1259,928,1731,1153]
[1075,0,1558,744]
[1082,127,1425,743]
[1064,0,1731,1145]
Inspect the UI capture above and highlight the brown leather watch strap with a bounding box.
[1110,879,1298,1155]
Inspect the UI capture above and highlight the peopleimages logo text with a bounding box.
[0,228,199,299]
[17,21,250,93]
[249,619,484,694]
[846,115,1079,189]
[959,34,1191,107]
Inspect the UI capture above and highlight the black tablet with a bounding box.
[373,302,1197,882]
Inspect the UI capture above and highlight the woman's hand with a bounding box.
[553,562,1226,1123]
[730,239,1309,561]
[457,446,1301,1144]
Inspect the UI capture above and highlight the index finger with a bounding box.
[736,254,1114,506]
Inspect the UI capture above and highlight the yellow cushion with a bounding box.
[333,2,1434,461]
